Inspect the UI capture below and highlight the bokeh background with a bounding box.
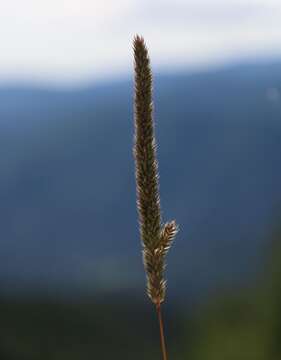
[1,1,281,359]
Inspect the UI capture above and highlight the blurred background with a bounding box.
[1,0,281,359]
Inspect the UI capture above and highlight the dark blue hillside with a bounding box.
[0,62,281,301]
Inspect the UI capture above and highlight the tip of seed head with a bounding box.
[133,34,147,50]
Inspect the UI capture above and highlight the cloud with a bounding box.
[0,0,281,84]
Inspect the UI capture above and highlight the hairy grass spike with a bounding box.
[133,35,179,360]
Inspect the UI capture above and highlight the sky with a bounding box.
[1,0,281,85]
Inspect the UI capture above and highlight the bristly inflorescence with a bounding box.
[133,35,178,305]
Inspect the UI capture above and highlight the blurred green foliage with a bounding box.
[1,227,281,359]
[0,297,185,360]
[187,225,281,360]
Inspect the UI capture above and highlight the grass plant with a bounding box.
[133,35,179,360]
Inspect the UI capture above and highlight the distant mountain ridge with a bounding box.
[0,61,281,301]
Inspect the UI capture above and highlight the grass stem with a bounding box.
[156,302,168,360]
